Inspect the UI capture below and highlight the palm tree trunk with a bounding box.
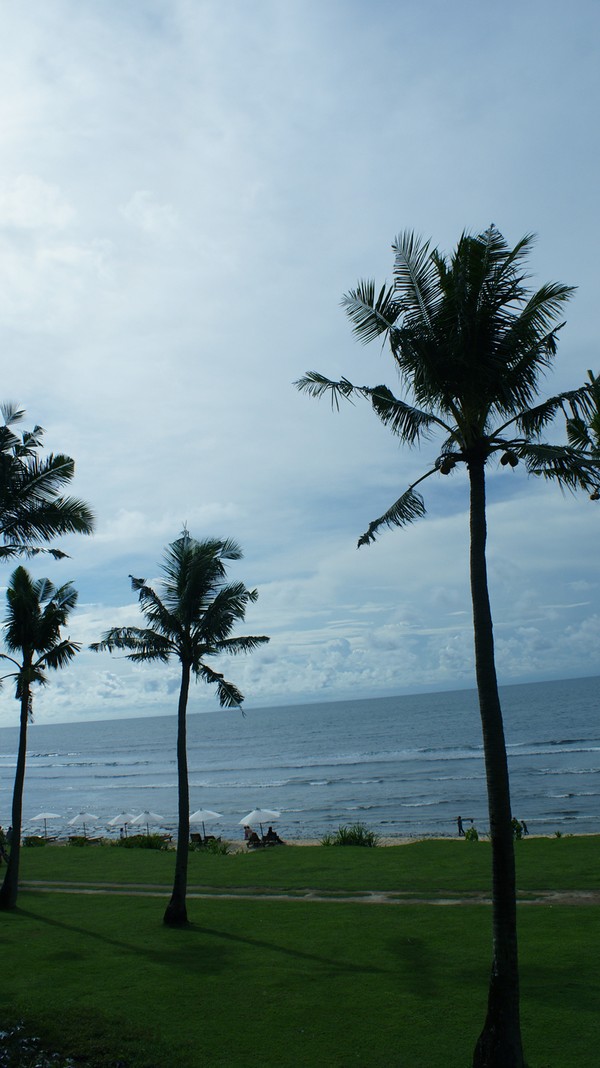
[0,685,30,910]
[468,458,524,1068]
[164,660,191,927]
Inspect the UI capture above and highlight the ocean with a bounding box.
[0,675,598,841]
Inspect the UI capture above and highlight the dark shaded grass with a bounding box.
[17,835,599,893]
[1,891,598,1068]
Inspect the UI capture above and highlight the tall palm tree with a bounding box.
[92,531,270,927]
[296,226,599,1068]
[0,567,80,910]
[0,402,94,559]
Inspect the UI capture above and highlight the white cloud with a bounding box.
[120,190,179,237]
[0,0,599,724]
[0,174,74,230]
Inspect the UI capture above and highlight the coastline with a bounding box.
[227,831,597,851]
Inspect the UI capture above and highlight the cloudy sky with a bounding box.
[0,0,598,726]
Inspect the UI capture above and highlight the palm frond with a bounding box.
[341,279,401,345]
[199,583,259,644]
[366,385,451,443]
[0,412,94,561]
[39,639,81,671]
[522,443,600,491]
[214,634,270,656]
[0,545,66,560]
[565,416,593,451]
[0,653,20,670]
[0,496,95,545]
[0,402,26,427]
[391,231,441,330]
[564,371,600,451]
[506,395,569,437]
[91,627,174,662]
[295,372,361,411]
[197,662,245,709]
[357,482,429,547]
[485,228,536,279]
[489,283,575,413]
[129,578,182,640]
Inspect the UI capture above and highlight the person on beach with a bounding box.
[520,819,529,836]
[0,826,8,863]
[456,816,465,836]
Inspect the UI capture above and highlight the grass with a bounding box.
[1,837,598,1067]
[17,834,600,893]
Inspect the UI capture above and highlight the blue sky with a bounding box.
[0,0,598,725]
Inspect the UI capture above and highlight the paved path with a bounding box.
[20,880,600,906]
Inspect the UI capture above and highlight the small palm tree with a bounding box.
[92,531,270,927]
[0,567,80,910]
[0,402,94,559]
[296,226,599,1068]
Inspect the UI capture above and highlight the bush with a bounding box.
[464,826,479,842]
[190,838,230,855]
[23,836,46,847]
[112,833,170,850]
[66,836,89,847]
[321,823,380,847]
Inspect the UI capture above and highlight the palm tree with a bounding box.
[0,567,80,910]
[92,531,270,927]
[564,369,600,497]
[296,226,599,1068]
[0,402,94,559]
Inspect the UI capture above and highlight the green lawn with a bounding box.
[1,837,598,1067]
[16,834,600,893]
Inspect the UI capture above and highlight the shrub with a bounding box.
[23,836,46,847]
[322,822,380,847]
[66,836,89,847]
[112,833,170,850]
[464,826,479,842]
[190,837,230,855]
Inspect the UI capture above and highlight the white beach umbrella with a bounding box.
[68,812,99,837]
[107,812,135,837]
[239,808,281,835]
[189,809,222,838]
[30,812,62,838]
[130,810,165,835]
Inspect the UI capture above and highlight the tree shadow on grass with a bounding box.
[16,906,230,977]
[386,935,439,997]
[179,921,392,978]
[16,906,391,980]
[453,958,599,1018]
